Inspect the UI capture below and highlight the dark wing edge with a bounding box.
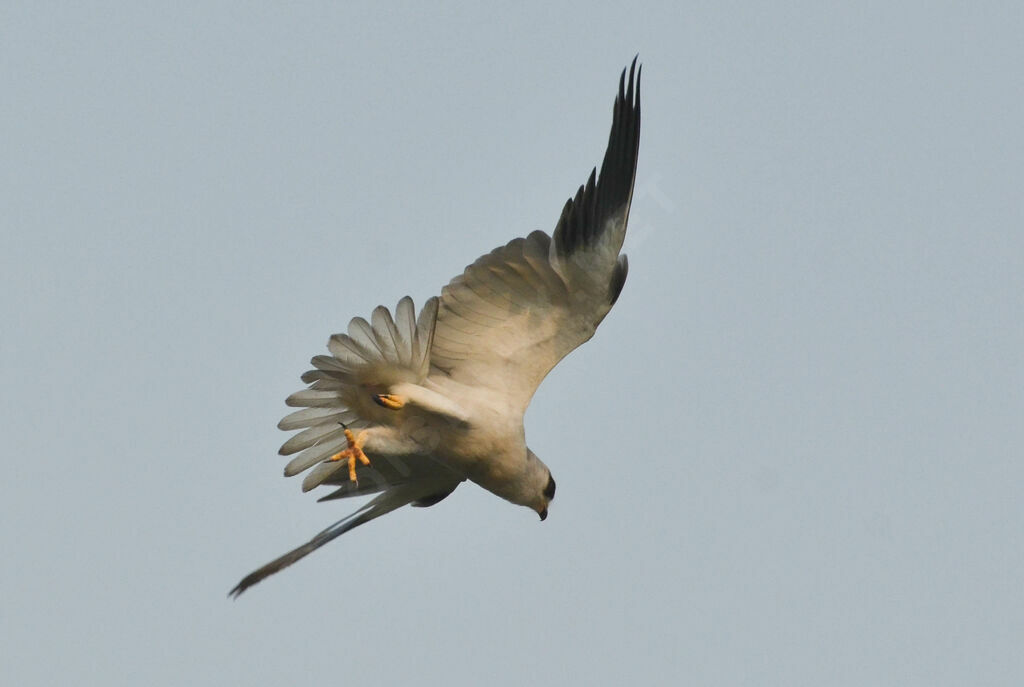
[429,58,642,412]
[552,56,641,260]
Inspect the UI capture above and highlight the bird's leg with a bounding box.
[327,428,371,482]
[373,393,406,410]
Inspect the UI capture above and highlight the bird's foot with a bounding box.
[373,393,406,410]
[327,428,370,482]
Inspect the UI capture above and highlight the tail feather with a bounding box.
[229,480,457,598]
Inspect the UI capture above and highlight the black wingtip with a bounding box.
[628,54,641,103]
[618,55,641,118]
[552,57,642,258]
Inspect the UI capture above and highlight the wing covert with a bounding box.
[430,58,641,413]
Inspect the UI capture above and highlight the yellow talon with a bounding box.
[328,428,370,483]
[374,393,406,410]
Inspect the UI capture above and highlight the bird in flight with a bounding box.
[231,58,641,597]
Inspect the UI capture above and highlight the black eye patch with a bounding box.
[544,473,557,500]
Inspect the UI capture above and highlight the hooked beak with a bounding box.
[538,508,548,521]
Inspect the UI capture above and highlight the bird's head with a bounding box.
[525,448,556,521]
[538,471,556,521]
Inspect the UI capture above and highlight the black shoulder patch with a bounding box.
[608,254,629,305]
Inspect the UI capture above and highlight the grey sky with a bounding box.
[3,2,1022,685]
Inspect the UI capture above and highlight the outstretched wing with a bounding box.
[429,58,641,414]
[277,296,438,483]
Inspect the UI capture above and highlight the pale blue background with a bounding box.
[3,2,1022,685]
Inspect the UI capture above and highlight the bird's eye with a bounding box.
[544,473,556,500]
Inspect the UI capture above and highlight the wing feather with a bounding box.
[371,306,403,364]
[276,297,440,486]
[412,297,438,378]
[347,317,385,358]
[284,389,344,408]
[278,423,346,456]
[283,436,350,477]
[430,59,640,412]
[393,296,417,363]
[278,407,352,431]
